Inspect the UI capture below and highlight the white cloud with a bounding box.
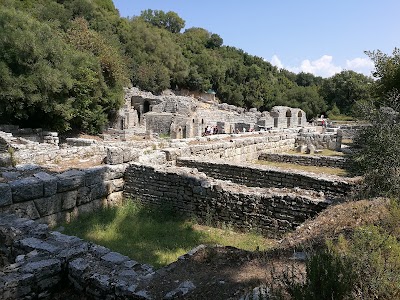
[345,57,374,76]
[270,55,374,78]
[270,55,283,69]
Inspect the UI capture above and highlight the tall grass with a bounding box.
[63,200,274,268]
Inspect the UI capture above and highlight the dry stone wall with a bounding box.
[259,153,347,168]
[176,158,356,200]
[0,164,127,226]
[0,213,155,300]
[123,163,331,237]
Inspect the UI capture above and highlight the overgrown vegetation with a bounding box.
[62,200,273,268]
[272,200,400,299]
[0,0,375,133]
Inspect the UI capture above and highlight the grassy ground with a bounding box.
[256,160,348,176]
[62,201,276,268]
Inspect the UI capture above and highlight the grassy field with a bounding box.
[256,160,348,176]
[62,201,276,268]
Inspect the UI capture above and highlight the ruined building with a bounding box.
[112,87,307,138]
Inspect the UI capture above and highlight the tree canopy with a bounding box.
[0,0,376,133]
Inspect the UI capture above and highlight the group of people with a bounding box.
[204,125,219,136]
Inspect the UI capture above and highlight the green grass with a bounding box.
[256,160,349,176]
[62,201,275,268]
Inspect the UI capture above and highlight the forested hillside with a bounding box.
[0,0,374,133]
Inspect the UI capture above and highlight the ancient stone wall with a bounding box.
[258,153,347,168]
[296,132,342,150]
[176,158,356,200]
[124,163,330,237]
[0,213,155,300]
[0,164,127,226]
[163,131,297,162]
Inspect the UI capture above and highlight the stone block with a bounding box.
[9,177,43,202]
[84,167,106,186]
[90,183,108,200]
[2,201,40,219]
[33,195,62,217]
[61,190,78,210]
[34,172,58,197]
[19,237,60,254]
[57,170,85,192]
[106,147,124,165]
[77,186,91,205]
[0,183,12,207]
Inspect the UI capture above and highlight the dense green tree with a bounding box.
[140,9,185,33]
[366,48,400,99]
[320,70,373,115]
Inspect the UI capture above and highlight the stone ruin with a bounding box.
[0,88,358,299]
[110,87,307,139]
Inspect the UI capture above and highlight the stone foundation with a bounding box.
[176,158,357,200]
[258,153,347,168]
[124,163,331,237]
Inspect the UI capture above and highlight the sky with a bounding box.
[112,1,400,78]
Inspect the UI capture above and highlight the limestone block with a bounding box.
[105,178,125,194]
[107,192,124,207]
[61,190,78,210]
[77,186,91,205]
[0,200,40,219]
[10,177,43,202]
[57,170,85,192]
[33,195,63,217]
[0,183,12,207]
[84,167,106,186]
[90,183,108,200]
[34,172,58,197]
[106,147,124,165]
[123,148,140,163]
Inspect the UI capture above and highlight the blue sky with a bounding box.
[112,1,400,78]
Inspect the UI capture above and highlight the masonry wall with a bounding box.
[176,158,356,200]
[124,163,330,238]
[258,153,347,168]
[163,131,297,162]
[0,213,155,300]
[0,164,127,226]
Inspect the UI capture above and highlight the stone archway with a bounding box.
[298,111,303,126]
[286,109,292,128]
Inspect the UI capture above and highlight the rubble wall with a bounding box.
[176,158,356,200]
[258,153,347,168]
[124,163,330,237]
[0,165,128,226]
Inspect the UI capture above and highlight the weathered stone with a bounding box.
[33,195,62,217]
[57,170,85,192]
[9,177,43,202]
[2,201,40,219]
[84,167,106,186]
[90,183,108,200]
[107,147,124,165]
[21,258,61,279]
[19,237,59,254]
[164,280,196,299]
[101,251,129,265]
[61,190,78,210]
[34,172,58,197]
[0,183,12,207]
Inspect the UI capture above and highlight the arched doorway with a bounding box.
[298,111,303,126]
[286,110,292,128]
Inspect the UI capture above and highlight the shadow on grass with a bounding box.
[62,201,216,268]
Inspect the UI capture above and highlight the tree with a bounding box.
[320,70,373,116]
[140,9,185,33]
[366,48,400,99]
